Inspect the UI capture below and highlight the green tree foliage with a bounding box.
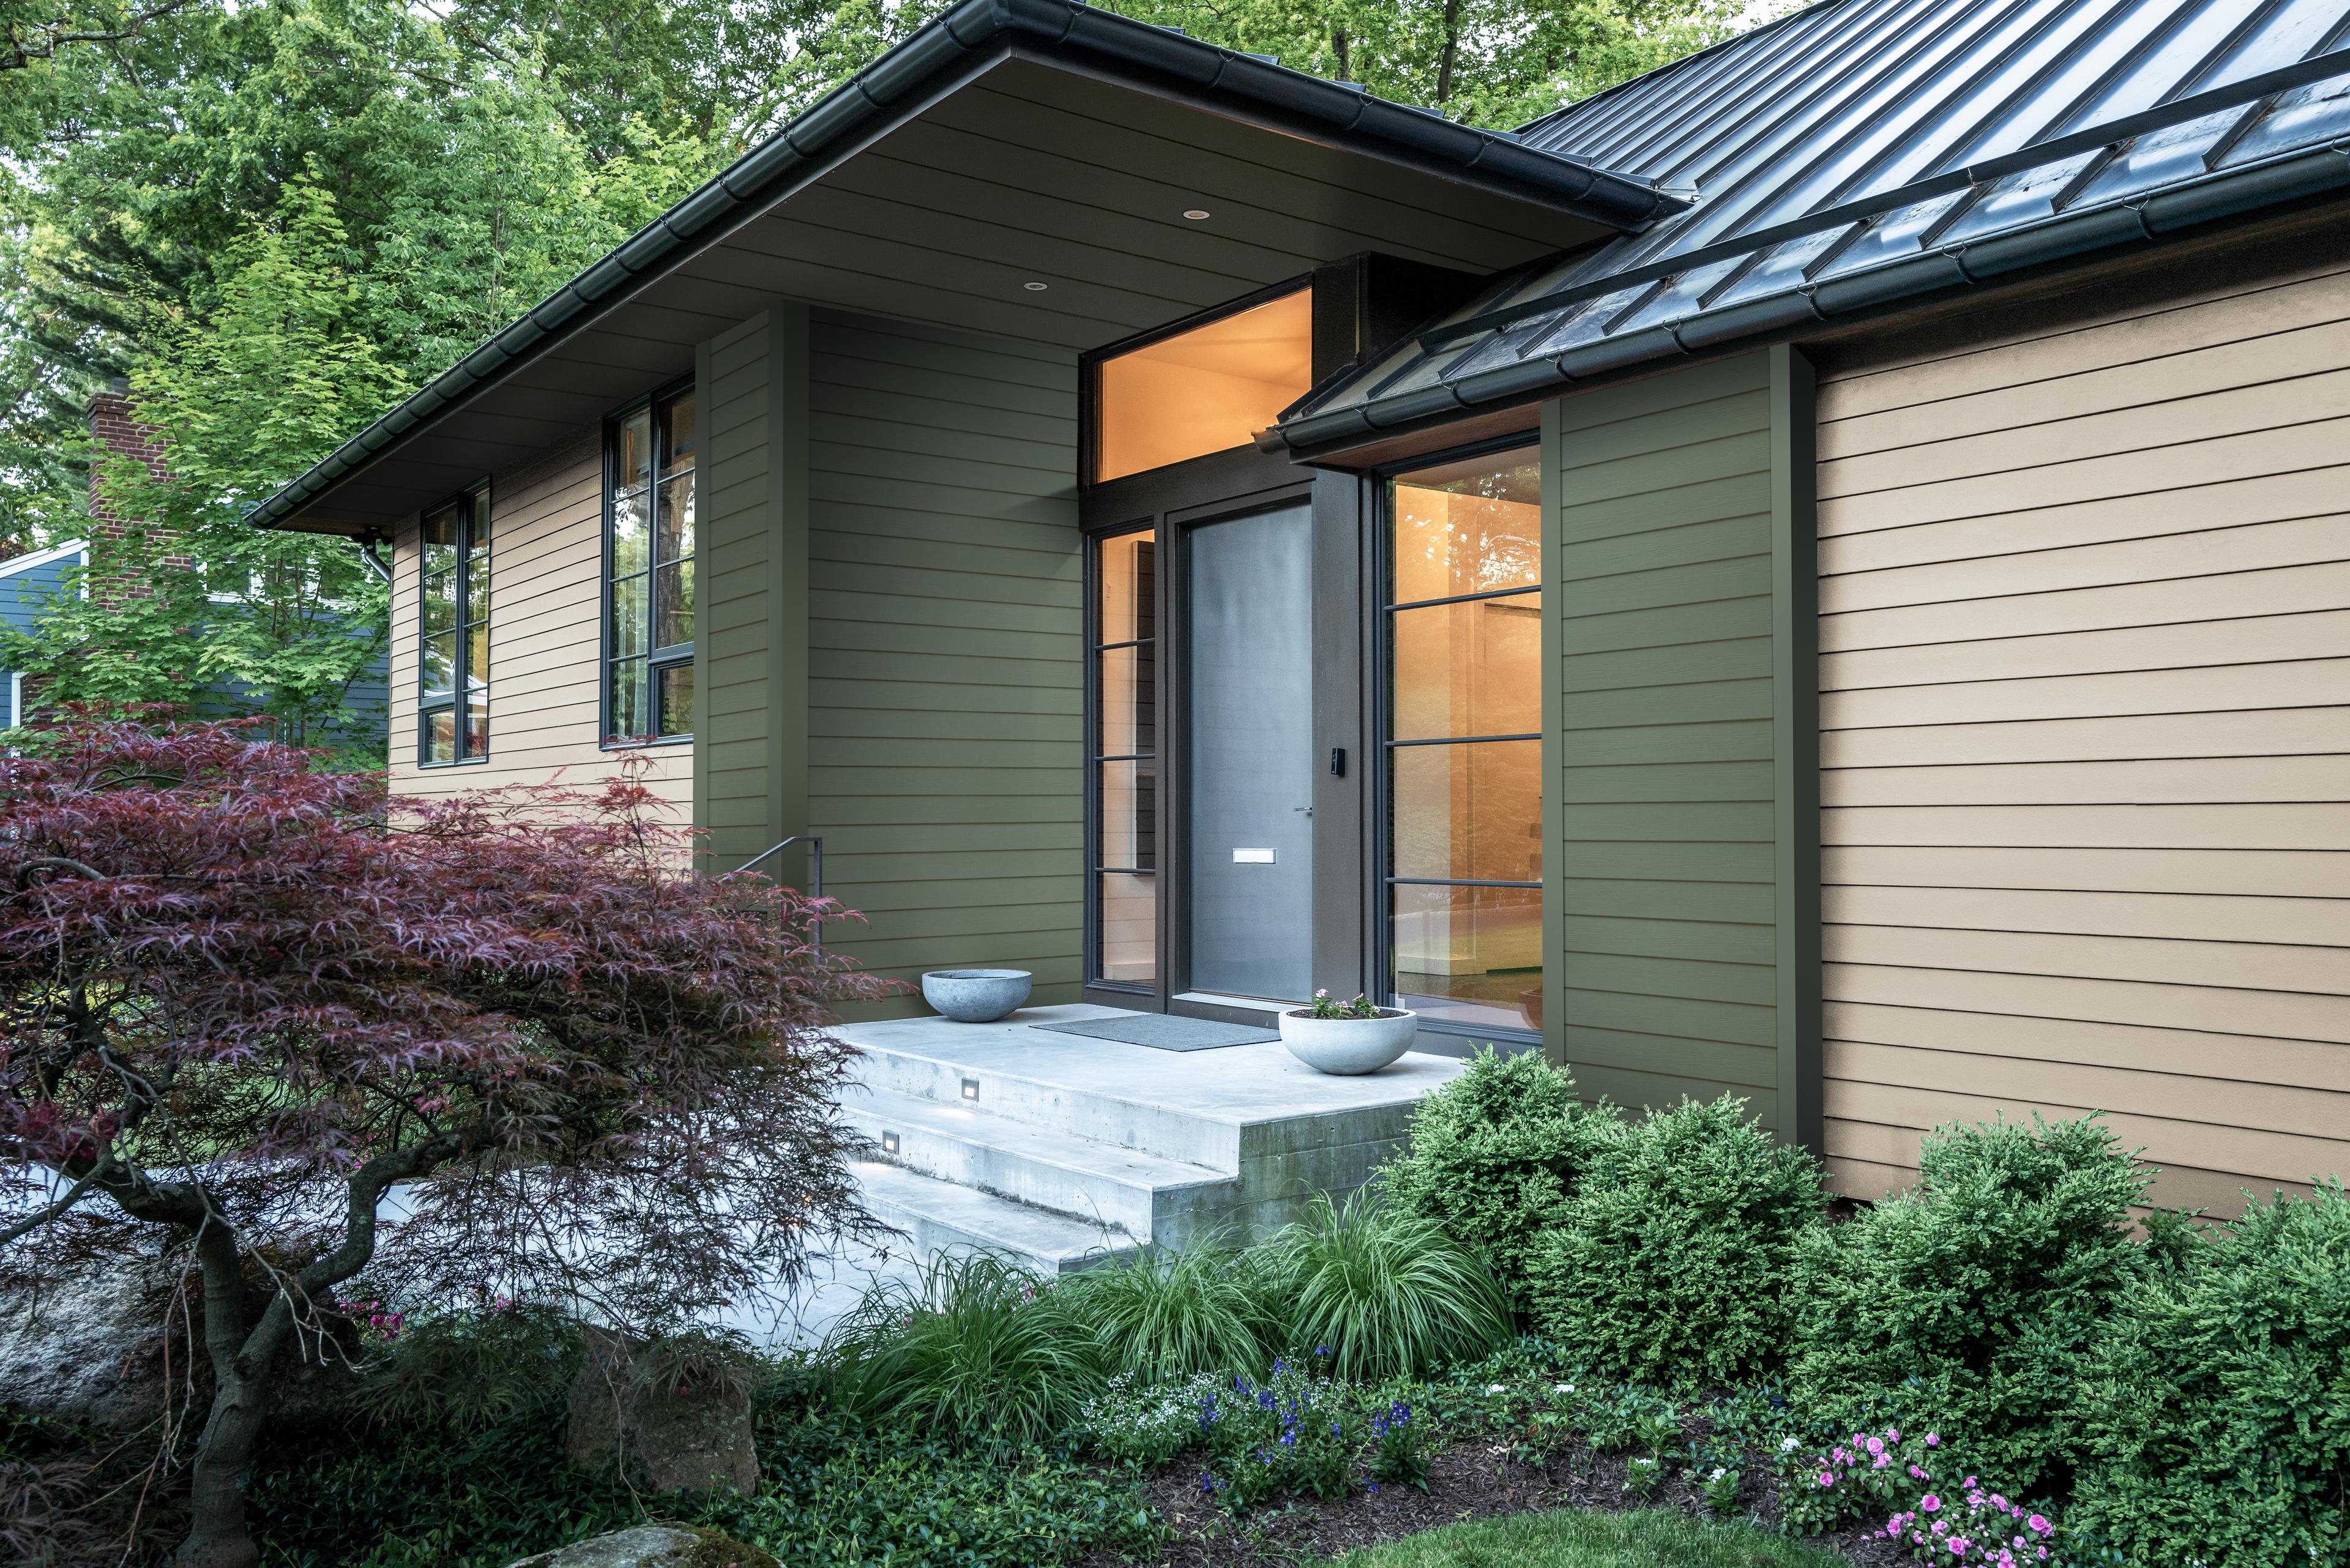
[1,0,1757,732]
[1528,1095,1827,1386]
[1379,1047,1606,1316]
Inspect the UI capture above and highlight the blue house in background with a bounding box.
[0,539,88,729]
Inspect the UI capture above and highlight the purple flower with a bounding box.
[1925,1432,1939,1447]
[1819,1471,1837,1488]
[2027,1515,2051,1536]
[1921,1494,1941,1513]
[1867,1436,1885,1456]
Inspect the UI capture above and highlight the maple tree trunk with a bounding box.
[173,1226,294,1568]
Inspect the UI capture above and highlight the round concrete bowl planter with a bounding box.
[1277,1007,1418,1075]
[920,968,1032,1023]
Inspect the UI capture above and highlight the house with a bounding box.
[249,0,2350,1244]
[2,383,390,741]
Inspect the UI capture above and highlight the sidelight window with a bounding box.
[1385,450,1543,1034]
[605,384,696,744]
[1092,528,1157,984]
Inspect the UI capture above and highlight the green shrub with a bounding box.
[1261,1189,1512,1381]
[1526,1095,1825,1384]
[2070,1181,2350,1567]
[824,1250,1106,1452]
[1788,1113,2152,1492]
[1378,1048,1604,1315]
[1056,1238,1281,1381]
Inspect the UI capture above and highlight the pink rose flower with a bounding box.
[1925,1432,1939,1447]
[1920,1494,1941,1512]
[1819,1471,1836,1487]
[2027,1515,2051,1536]
[1867,1436,1885,1456]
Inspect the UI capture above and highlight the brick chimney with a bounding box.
[86,377,188,593]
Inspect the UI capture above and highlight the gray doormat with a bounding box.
[1031,1014,1281,1051]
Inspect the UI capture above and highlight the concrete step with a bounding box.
[846,1037,1246,1170]
[852,1159,1137,1275]
[842,1086,1241,1245]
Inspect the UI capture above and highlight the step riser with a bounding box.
[860,1190,1131,1276]
[843,1105,1233,1239]
[848,1048,1244,1170]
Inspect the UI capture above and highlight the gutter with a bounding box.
[1268,136,2350,460]
[244,0,1679,534]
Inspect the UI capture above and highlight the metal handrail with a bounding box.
[730,835,824,948]
[734,834,822,896]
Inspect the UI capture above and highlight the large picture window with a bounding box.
[605,385,696,743]
[419,482,489,764]
[1092,528,1157,984]
[1385,450,1542,1033]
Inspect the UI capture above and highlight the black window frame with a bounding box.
[1374,433,1545,1048]
[1086,520,1158,993]
[416,478,491,767]
[600,378,696,747]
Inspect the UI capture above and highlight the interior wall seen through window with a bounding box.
[1386,451,1543,1034]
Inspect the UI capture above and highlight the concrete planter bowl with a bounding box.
[920,968,1032,1023]
[1278,1007,1418,1075]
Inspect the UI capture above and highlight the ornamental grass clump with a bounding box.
[1527,1094,1827,1384]
[2068,1179,2350,1568]
[1788,1114,2152,1493]
[1056,1236,1283,1381]
[1377,1048,1604,1318]
[1262,1189,1513,1382]
[825,1249,1107,1453]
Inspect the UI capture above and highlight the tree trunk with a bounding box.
[1434,0,1463,107]
[170,1228,294,1568]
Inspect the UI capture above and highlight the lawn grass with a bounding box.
[1320,1507,1850,1567]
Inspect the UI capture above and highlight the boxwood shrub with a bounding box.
[2070,1179,2350,1567]
[1379,1048,1604,1317]
[1526,1094,1827,1385]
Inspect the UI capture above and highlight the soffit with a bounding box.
[280,54,1612,534]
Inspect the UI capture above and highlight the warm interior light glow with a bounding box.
[1095,288,1312,481]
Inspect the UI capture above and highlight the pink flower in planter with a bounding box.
[1920,1495,1941,1513]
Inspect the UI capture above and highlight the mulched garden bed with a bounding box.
[1086,1441,1909,1567]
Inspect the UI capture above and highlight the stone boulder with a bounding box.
[563,1329,758,1496]
[506,1525,775,1568]
[0,1249,179,1428]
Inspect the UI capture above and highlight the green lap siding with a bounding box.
[1545,349,1820,1144]
[807,310,1084,1016]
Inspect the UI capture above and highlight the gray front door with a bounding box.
[1186,502,1316,1001]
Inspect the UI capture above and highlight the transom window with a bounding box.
[419,482,489,764]
[605,385,696,744]
[1386,449,1542,1034]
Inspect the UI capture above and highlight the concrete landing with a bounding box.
[834,1002,1465,1265]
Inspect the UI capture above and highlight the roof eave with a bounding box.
[1270,138,2350,464]
[246,0,1679,534]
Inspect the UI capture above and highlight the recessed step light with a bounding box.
[881,1130,901,1155]
[961,1078,981,1102]
[1023,280,1048,291]
[1182,209,1210,220]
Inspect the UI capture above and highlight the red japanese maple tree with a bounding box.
[0,717,890,1568]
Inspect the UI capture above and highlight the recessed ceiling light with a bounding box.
[1023,280,1048,291]
[1182,209,1210,220]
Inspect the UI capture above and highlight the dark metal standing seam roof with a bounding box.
[1274,0,2350,455]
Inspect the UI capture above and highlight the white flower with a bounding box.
[1553,1383,1575,1394]
[1709,1467,1727,1481]
[1486,1384,1506,1395]
[1780,1435,1802,1452]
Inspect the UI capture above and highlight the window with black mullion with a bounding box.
[1384,451,1545,1034]
[606,386,696,743]
[419,482,489,765]
[1093,529,1157,985]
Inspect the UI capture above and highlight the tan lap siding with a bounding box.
[1813,231,2350,1213]
[806,310,1083,1015]
[387,430,692,818]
